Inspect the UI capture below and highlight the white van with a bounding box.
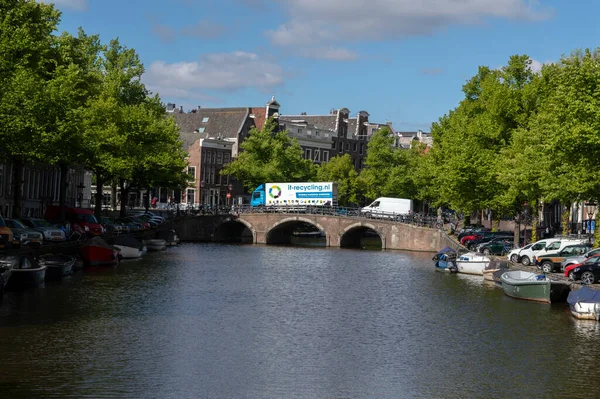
[518,238,588,266]
[361,197,413,219]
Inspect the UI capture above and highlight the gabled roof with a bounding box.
[249,107,267,131]
[172,107,250,139]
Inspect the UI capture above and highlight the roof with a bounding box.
[179,132,201,150]
[280,115,338,131]
[172,107,250,139]
[249,107,267,131]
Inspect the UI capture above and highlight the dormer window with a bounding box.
[198,127,205,133]
[202,117,209,123]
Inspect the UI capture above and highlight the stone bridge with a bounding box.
[167,213,454,252]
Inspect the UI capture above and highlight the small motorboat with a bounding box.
[0,256,16,297]
[433,246,458,273]
[567,286,600,320]
[38,254,75,279]
[456,252,491,275]
[500,270,551,303]
[7,256,46,289]
[157,229,180,246]
[80,237,120,266]
[110,236,145,259]
[143,239,167,251]
[483,260,510,282]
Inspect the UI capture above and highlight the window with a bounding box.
[198,127,205,133]
[305,149,312,159]
[298,128,303,134]
[202,117,209,123]
[212,152,216,164]
[360,143,364,154]
[186,189,195,204]
[187,166,196,181]
[202,151,207,163]
[323,151,329,162]
[217,152,223,164]
[332,142,336,150]
[224,154,230,164]
[346,142,350,151]
[546,242,561,251]
[353,143,357,152]
[314,150,320,162]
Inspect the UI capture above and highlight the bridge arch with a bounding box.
[213,216,254,243]
[339,222,384,249]
[266,216,327,245]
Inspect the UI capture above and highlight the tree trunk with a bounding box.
[561,203,571,236]
[514,212,520,247]
[111,181,117,211]
[119,178,130,218]
[58,163,69,224]
[144,187,151,211]
[11,158,23,219]
[94,173,104,220]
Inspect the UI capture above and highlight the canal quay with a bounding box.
[1,214,600,399]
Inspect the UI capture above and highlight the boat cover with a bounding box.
[432,246,456,261]
[567,286,600,306]
[110,236,143,249]
[88,236,114,250]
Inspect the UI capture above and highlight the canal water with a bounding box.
[0,243,598,398]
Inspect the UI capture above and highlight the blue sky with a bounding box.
[48,0,598,131]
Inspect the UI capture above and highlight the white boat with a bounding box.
[111,236,145,259]
[567,287,600,320]
[143,239,167,251]
[455,252,491,275]
[157,229,180,246]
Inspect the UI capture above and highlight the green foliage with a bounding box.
[222,118,316,191]
[359,127,416,202]
[316,154,358,206]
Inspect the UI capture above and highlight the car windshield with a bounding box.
[33,219,53,227]
[76,214,98,223]
[7,219,25,228]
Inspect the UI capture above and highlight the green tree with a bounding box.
[316,154,358,206]
[0,0,60,217]
[222,118,316,191]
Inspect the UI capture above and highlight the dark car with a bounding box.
[469,234,513,251]
[571,256,600,285]
[479,239,514,256]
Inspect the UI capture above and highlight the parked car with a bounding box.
[479,239,514,256]
[571,257,600,285]
[0,215,13,249]
[565,254,600,279]
[507,243,533,263]
[518,238,587,266]
[121,217,150,230]
[44,206,104,237]
[20,218,66,242]
[5,219,43,247]
[471,234,513,251]
[561,247,600,271]
[116,218,144,233]
[535,243,591,273]
[99,217,129,235]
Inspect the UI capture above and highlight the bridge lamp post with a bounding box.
[227,183,233,206]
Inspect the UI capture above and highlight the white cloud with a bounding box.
[143,51,286,100]
[529,58,543,73]
[44,0,88,11]
[267,0,552,47]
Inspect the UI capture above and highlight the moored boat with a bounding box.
[500,270,551,303]
[7,256,46,289]
[110,236,145,259]
[0,256,16,297]
[157,229,180,246]
[456,252,491,275]
[483,260,510,282]
[567,286,600,320]
[80,237,120,267]
[38,254,75,279]
[143,239,167,251]
[433,246,458,273]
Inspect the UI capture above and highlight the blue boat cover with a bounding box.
[435,246,456,256]
[567,286,600,306]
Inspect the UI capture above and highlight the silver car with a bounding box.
[6,219,44,246]
[561,247,600,271]
[20,218,66,242]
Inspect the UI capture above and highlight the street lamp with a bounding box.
[227,183,233,206]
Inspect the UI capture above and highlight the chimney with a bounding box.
[179,106,183,113]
